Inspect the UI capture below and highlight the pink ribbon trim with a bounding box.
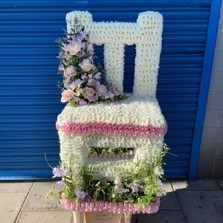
[60,196,160,214]
[56,122,167,137]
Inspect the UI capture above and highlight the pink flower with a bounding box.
[61,89,74,103]
[96,84,107,96]
[79,59,94,72]
[62,40,82,56]
[64,66,76,77]
[83,87,95,102]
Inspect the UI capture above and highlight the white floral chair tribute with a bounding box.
[56,11,167,223]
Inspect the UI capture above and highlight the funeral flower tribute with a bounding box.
[51,11,168,215]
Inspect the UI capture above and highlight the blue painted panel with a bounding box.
[0,0,221,179]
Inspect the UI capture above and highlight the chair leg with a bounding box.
[73,212,85,223]
[124,213,132,223]
[84,212,122,223]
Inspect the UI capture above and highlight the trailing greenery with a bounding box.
[50,144,170,208]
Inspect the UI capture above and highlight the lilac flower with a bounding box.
[84,194,92,201]
[70,79,84,89]
[78,100,87,106]
[63,79,71,89]
[52,167,65,178]
[75,190,86,200]
[88,78,98,87]
[94,72,101,80]
[57,51,65,59]
[110,85,121,97]
[58,64,65,72]
[81,74,87,80]
[55,180,65,189]
[58,51,70,60]
[114,188,126,194]
[62,40,82,56]
[76,31,86,42]
[75,190,91,201]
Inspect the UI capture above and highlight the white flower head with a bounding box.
[154,167,164,176]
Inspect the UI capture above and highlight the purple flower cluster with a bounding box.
[57,19,124,106]
[75,190,91,201]
[114,188,126,195]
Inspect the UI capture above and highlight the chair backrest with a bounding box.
[66,11,163,98]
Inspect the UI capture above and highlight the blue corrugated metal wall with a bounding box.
[0,0,221,179]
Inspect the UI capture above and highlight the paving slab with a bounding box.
[0,182,32,193]
[0,193,27,223]
[16,211,72,223]
[172,179,220,191]
[160,182,181,209]
[138,210,187,223]
[22,182,63,211]
[217,179,223,190]
[177,190,223,223]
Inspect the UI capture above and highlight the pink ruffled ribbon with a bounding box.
[56,122,167,137]
[60,194,160,214]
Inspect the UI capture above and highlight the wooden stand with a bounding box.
[73,212,131,223]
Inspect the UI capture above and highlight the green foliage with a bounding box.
[52,144,170,208]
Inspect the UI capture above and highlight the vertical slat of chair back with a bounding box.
[66,11,163,98]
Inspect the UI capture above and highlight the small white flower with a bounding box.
[154,167,164,176]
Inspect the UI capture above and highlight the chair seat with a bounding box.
[56,96,167,138]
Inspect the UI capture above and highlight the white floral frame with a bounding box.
[66,11,163,97]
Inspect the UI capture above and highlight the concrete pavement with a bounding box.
[0,180,222,223]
